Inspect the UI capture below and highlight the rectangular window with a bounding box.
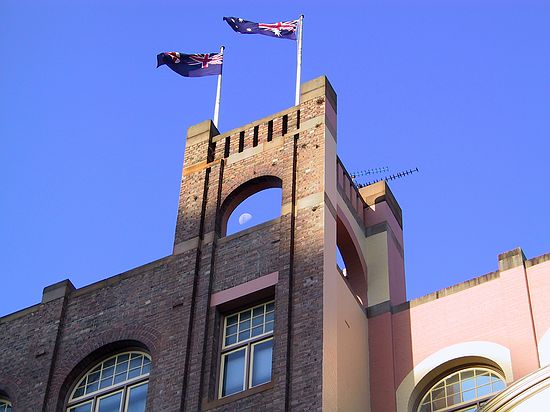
[219,301,274,398]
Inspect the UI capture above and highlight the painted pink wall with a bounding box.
[527,260,550,346]
[369,259,550,411]
[392,267,539,386]
[368,312,398,411]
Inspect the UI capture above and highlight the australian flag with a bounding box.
[223,17,298,40]
[156,52,223,77]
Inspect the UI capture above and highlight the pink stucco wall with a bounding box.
[527,260,550,346]
[368,255,550,411]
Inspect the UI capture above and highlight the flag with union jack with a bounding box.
[156,52,223,77]
[223,17,298,40]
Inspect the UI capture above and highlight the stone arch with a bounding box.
[336,210,368,305]
[396,341,513,412]
[219,175,283,236]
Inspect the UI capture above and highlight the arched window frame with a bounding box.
[66,351,151,412]
[0,398,12,412]
[417,366,506,412]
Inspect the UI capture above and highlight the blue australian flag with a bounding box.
[223,17,298,40]
[156,52,223,77]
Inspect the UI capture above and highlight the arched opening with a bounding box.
[220,176,283,237]
[336,213,368,306]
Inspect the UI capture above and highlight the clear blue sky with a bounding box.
[1,0,549,316]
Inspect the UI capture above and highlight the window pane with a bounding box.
[68,402,92,412]
[251,339,273,387]
[462,377,475,391]
[102,366,115,379]
[222,349,246,397]
[462,389,476,402]
[128,367,142,380]
[253,306,264,317]
[225,335,237,346]
[492,379,505,392]
[238,330,251,341]
[477,383,492,397]
[100,377,113,389]
[129,357,142,370]
[115,361,129,374]
[97,391,122,412]
[127,383,148,412]
[114,372,127,384]
[86,381,99,394]
[117,354,130,363]
[73,386,85,398]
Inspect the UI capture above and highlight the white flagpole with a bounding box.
[294,15,304,106]
[213,45,225,129]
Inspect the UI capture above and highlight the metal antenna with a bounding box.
[350,166,389,179]
[357,167,419,188]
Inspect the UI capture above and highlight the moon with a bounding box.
[238,213,252,225]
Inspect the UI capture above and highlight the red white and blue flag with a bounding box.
[223,17,298,40]
[156,52,223,77]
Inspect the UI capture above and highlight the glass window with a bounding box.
[66,351,151,412]
[0,399,12,412]
[418,367,505,412]
[219,301,274,398]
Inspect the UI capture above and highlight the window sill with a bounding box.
[202,381,274,410]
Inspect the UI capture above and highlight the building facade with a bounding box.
[1,76,549,411]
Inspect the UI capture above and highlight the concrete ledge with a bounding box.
[186,119,219,146]
[498,247,526,271]
[210,272,279,308]
[359,181,403,228]
[42,279,75,303]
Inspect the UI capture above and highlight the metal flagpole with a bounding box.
[213,46,225,128]
[295,15,304,106]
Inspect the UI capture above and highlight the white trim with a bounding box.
[248,337,274,389]
[123,381,149,412]
[396,341,513,412]
[219,346,248,398]
[94,389,123,412]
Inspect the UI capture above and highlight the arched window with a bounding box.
[418,367,505,412]
[0,399,12,412]
[66,351,150,412]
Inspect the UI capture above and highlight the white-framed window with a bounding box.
[219,301,274,398]
[418,367,505,412]
[66,351,150,412]
[0,399,12,412]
